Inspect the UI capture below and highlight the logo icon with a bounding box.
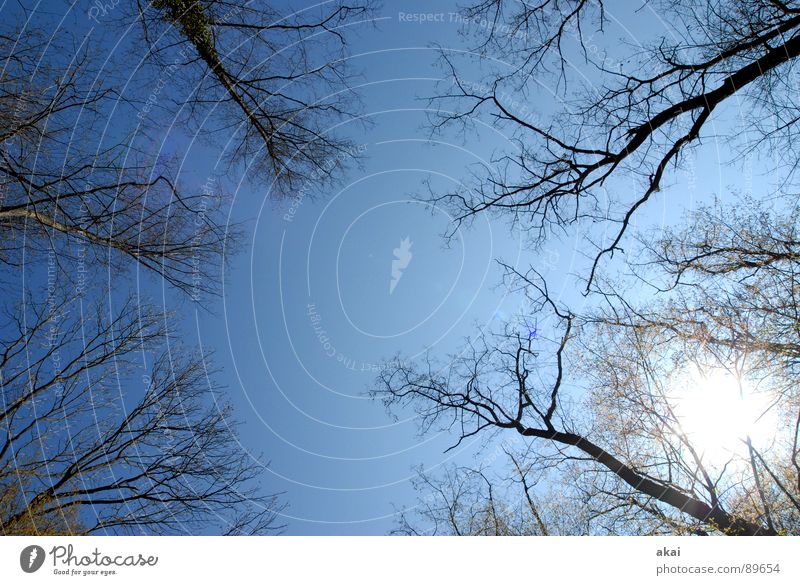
[20,545,45,573]
[390,237,413,294]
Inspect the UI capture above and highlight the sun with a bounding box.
[671,367,778,467]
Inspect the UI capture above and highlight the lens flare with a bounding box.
[671,368,777,466]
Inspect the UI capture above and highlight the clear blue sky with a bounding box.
[206,1,530,534]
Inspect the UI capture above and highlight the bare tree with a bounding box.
[0,3,359,534]
[136,0,372,192]
[374,0,800,538]
[378,194,800,535]
[2,0,375,294]
[0,27,231,298]
[0,289,284,535]
[595,195,800,530]
[430,0,800,288]
[393,453,594,535]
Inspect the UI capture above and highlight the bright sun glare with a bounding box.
[672,368,778,466]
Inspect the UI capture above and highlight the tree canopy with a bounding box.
[380,0,800,536]
[1,0,372,535]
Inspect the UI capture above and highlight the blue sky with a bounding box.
[187,1,547,534]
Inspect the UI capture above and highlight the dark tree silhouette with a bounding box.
[0,0,373,535]
[377,0,800,537]
[0,28,230,298]
[379,198,800,535]
[0,293,283,535]
[137,0,371,192]
[430,0,800,288]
